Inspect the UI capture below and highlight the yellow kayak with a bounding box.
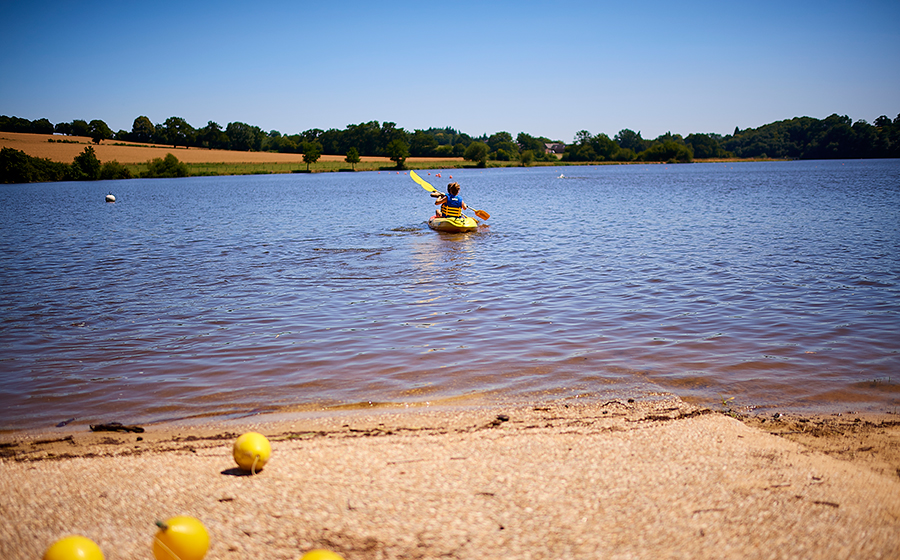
[428,215,478,233]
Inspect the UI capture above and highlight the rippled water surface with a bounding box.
[1,160,898,430]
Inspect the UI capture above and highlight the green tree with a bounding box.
[317,128,345,154]
[464,141,489,167]
[88,119,113,144]
[492,141,519,161]
[1,147,68,183]
[69,119,90,137]
[142,153,189,178]
[161,117,196,148]
[265,132,297,153]
[0,116,32,133]
[574,130,593,146]
[409,130,438,156]
[426,127,462,147]
[301,141,322,170]
[131,116,155,142]
[685,133,727,159]
[343,121,381,155]
[380,122,408,155]
[345,147,360,170]
[561,143,597,162]
[100,160,132,180]
[386,138,409,169]
[519,149,535,167]
[299,128,324,143]
[563,130,618,161]
[69,146,102,180]
[613,148,637,162]
[517,132,547,155]
[637,141,693,163]
[615,129,648,152]
[32,118,54,134]
[197,121,229,150]
[487,131,513,151]
[226,121,264,151]
[592,133,619,160]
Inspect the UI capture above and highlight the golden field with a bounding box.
[0,132,464,166]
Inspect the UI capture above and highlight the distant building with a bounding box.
[544,142,565,155]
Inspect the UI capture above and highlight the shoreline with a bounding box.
[3,393,898,477]
[3,398,899,479]
[1,131,785,173]
[2,396,898,559]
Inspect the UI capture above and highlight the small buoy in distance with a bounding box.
[105,194,116,203]
[153,516,209,560]
[300,550,346,560]
[44,535,104,560]
[233,432,271,473]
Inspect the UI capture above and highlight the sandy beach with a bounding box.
[2,397,898,559]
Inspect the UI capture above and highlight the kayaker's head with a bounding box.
[447,182,460,196]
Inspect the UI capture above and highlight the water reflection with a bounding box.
[0,161,898,429]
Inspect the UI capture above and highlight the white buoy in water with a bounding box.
[105,194,116,203]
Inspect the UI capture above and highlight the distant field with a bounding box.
[0,132,467,172]
[4,131,758,176]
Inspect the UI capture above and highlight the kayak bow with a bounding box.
[427,215,478,233]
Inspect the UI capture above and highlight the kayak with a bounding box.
[428,215,478,233]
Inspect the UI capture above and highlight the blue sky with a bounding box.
[1,0,898,143]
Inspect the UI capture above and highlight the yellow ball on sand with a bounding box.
[233,432,271,473]
[152,516,209,560]
[44,535,104,560]
[300,550,345,560]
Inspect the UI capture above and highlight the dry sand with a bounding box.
[0,132,463,165]
[2,397,898,559]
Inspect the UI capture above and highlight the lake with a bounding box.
[1,160,898,431]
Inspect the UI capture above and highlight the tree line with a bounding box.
[0,145,188,184]
[561,113,900,163]
[2,111,899,168]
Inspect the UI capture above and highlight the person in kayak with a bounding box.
[434,182,468,218]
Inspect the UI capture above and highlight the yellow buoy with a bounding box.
[300,550,346,560]
[44,535,104,560]
[152,516,209,560]
[233,432,271,473]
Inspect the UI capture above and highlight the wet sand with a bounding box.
[1,397,898,559]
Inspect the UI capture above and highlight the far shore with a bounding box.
[0,132,782,177]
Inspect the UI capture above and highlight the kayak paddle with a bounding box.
[410,170,490,220]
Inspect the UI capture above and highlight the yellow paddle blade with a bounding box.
[410,170,439,193]
[412,171,490,220]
